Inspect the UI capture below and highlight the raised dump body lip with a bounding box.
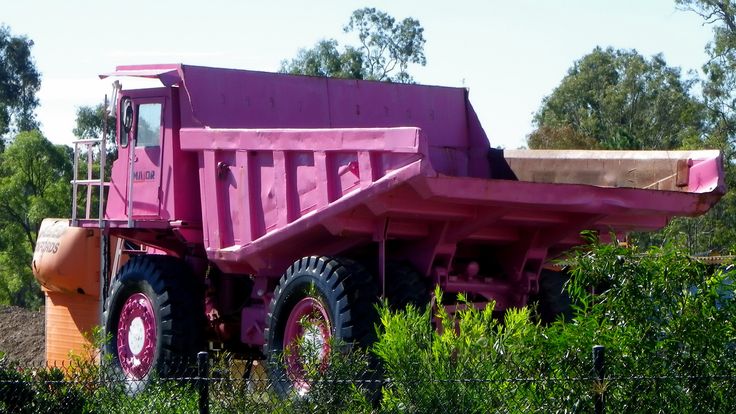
[499,149,724,193]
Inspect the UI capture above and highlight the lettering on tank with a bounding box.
[34,221,67,257]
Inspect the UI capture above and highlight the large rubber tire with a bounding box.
[104,255,203,393]
[264,256,378,394]
[385,261,430,311]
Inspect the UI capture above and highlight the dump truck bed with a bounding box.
[180,126,724,280]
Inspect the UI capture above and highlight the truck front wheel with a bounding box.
[264,256,378,394]
[104,255,203,393]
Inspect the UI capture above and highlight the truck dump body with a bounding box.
[179,126,722,309]
[97,64,724,310]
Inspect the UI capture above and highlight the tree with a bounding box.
[528,47,705,150]
[654,1,736,254]
[0,25,41,142]
[344,7,427,83]
[525,125,599,150]
[527,45,736,253]
[677,2,736,128]
[73,103,117,162]
[280,8,426,83]
[0,131,71,307]
[280,39,364,80]
[73,104,116,142]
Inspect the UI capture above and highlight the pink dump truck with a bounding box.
[32,64,725,387]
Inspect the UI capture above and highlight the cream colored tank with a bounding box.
[32,218,100,297]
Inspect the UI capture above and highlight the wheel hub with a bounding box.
[283,296,332,393]
[117,292,157,379]
[128,317,146,355]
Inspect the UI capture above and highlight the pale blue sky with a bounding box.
[2,0,714,149]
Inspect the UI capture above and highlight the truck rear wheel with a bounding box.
[537,269,573,324]
[264,256,378,394]
[385,261,430,311]
[104,255,203,393]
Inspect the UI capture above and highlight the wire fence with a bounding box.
[1,346,735,414]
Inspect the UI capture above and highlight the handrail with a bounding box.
[70,95,110,228]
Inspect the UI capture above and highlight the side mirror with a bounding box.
[120,97,133,146]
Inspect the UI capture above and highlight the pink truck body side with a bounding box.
[84,64,726,346]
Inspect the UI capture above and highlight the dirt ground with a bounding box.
[0,305,45,365]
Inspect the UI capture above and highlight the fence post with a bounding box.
[198,351,209,414]
[593,345,605,414]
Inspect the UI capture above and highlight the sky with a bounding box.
[1,0,716,149]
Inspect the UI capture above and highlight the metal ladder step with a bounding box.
[72,179,111,185]
[71,96,111,227]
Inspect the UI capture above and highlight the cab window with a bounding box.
[136,103,162,147]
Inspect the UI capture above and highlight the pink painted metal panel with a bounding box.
[178,124,724,277]
[100,65,182,87]
[106,64,478,177]
[129,96,164,217]
[179,127,424,262]
[409,173,722,216]
[102,85,200,231]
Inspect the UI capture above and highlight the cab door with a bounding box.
[122,92,166,218]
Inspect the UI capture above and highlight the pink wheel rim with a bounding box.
[116,292,157,379]
[283,296,332,392]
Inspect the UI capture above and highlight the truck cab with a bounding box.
[96,73,201,252]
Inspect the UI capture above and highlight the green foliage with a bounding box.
[0,360,88,414]
[528,47,705,150]
[525,38,736,254]
[565,237,736,410]
[0,25,41,141]
[525,124,600,150]
[676,1,736,138]
[74,104,116,144]
[371,239,735,412]
[0,26,62,308]
[374,290,591,413]
[0,130,71,307]
[280,8,426,83]
[276,345,372,414]
[665,1,736,254]
[280,40,364,80]
[1,239,734,412]
[200,342,372,413]
[94,381,199,414]
[344,7,426,83]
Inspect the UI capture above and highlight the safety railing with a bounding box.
[71,96,111,227]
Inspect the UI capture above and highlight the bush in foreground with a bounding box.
[1,238,734,413]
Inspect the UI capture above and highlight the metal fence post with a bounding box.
[593,345,605,414]
[198,351,209,414]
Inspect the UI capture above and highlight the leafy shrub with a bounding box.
[371,236,736,413]
[0,238,733,413]
[373,290,592,413]
[564,234,736,411]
